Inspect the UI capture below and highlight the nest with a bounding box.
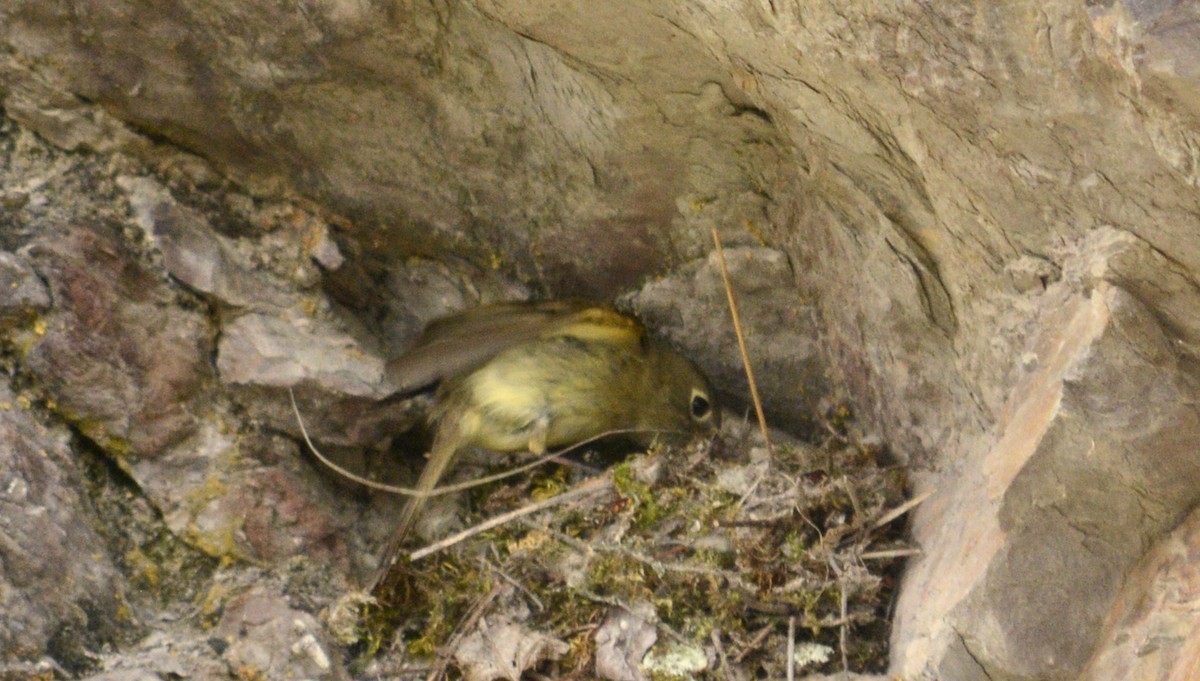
[337,409,914,681]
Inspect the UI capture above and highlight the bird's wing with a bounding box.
[383,299,611,394]
[537,306,646,350]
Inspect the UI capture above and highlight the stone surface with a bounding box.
[81,628,223,681]
[380,257,529,354]
[893,230,1200,680]
[118,175,296,310]
[11,0,1195,469]
[799,676,888,681]
[214,586,350,681]
[217,312,384,398]
[0,383,124,670]
[1079,504,1200,681]
[76,573,350,681]
[0,249,49,327]
[125,423,368,570]
[0,110,391,648]
[22,222,211,457]
[81,671,167,681]
[15,215,375,569]
[0,58,148,155]
[2,1,1200,679]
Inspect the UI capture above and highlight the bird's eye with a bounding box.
[690,391,711,420]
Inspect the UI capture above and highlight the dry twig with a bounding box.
[711,227,774,456]
[786,616,796,681]
[859,547,921,560]
[409,476,612,562]
[871,488,934,530]
[425,583,507,681]
[839,581,850,675]
[733,623,775,663]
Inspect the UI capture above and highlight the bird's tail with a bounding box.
[370,416,462,596]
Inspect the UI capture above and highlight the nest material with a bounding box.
[352,414,911,680]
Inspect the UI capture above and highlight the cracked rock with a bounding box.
[23,223,211,457]
[214,587,350,681]
[0,249,49,327]
[217,312,385,398]
[0,383,125,670]
[118,175,295,310]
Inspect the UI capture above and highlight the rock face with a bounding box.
[893,228,1200,679]
[2,0,1200,679]
[22,222,211,456]
[1080,504,1200,681]
[0,382,124,670]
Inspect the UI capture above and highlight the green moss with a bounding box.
[562,632,596,674]
[529,465,569,501]
[327,592,401,658]
[612,459,670,528]
[392,558,493,659]
[233,665,268,681]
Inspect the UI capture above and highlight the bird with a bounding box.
[371,300,719,594]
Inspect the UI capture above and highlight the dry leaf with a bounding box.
[454,618,569,681]
[594,604,658,681]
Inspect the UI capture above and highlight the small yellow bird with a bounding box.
[372,300,719,592]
